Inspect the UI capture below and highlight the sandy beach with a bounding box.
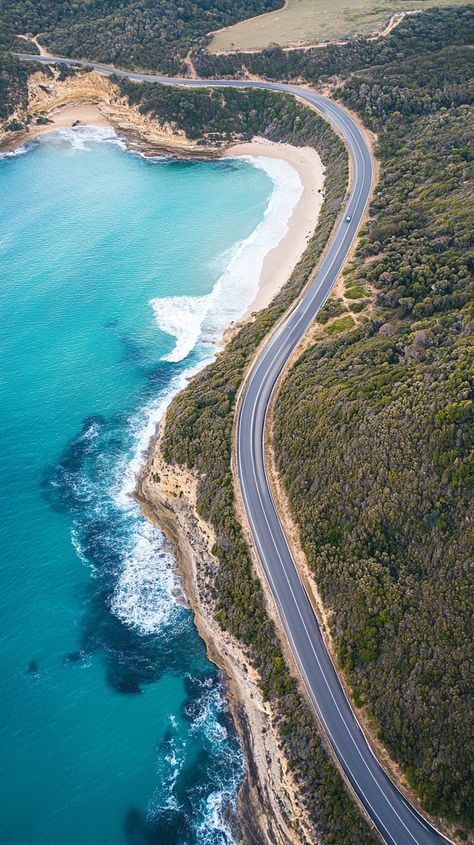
[1,71,325,321]
[1,70,327,844]
[224,139,324,315]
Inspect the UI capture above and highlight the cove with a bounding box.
[0,127,278,845]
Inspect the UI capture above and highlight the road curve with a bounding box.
[17,53,454,845]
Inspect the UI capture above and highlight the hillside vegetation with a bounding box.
[0,38,379,845]
[1,0,280,74]
[0,53,36,123]
[1,4,472,839]
[160,6,473,838]
[149,87,379,844]
[273,24,474,835]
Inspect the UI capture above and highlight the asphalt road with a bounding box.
[18,53,454,845]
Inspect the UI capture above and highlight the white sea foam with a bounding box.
[196,789,238,845]
[150,156,303,363]
[109,518,183,635]
[0,143,30,159]
[1,124,127,161]
[151,294,212,363]
[148,729,187,815]
[115,368,199,508]
[71,529,94,571]
[109,365,205,634]
[53,124,127,151]
[188,676,244,842]
[110,156,303,638]
[189,677,229,742]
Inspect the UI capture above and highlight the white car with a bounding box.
[345,215,352,222]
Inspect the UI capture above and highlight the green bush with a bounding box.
[344,284,367,300]
[324,315,356,334]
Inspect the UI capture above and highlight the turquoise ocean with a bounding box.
[0,126,301,845]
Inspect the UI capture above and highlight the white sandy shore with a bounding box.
[224,138,324,316]
[2,93,326,843]
[3,101,325,323]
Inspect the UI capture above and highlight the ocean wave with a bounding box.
[110,155,302,641]
[151,727,187,814]
[183,676,244,842]
[151,294,212,363]
[61,149,287,837]
[109,517,184,636]
[71,528,95,571]
[0,124,129,163]
[52,125,127,151]
[196,789,237,845]
[114,368,199,508]
[107,358,209,634]
[188,677,229,743]
[150,155,303,363]
[0,142,32,159]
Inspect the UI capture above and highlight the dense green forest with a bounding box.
[1,0,281,74]
[274,33,474,831]
[0,50,377,845]
[0,53,36,122]
[0,48,378,835]
[158,6,473,838]
[152,88,379,845]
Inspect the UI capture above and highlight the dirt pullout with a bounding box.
[208,8,419,55]
[134,423,316,845]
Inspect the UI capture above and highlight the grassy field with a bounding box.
[208,0,471,52]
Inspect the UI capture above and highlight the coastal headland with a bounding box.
[4,9,472,841]
[0,68,324,321]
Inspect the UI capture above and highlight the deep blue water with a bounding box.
[0,126,275,845]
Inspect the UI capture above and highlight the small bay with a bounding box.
[0,127,276,845]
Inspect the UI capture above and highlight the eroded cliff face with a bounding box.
[135,424,316,845]
[26,69,117,117]
[0,68,209,156]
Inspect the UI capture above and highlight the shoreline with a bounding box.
[1,74,325,843]
[1,99,324,322]
[134,425,314,845]
[224,139,324,317]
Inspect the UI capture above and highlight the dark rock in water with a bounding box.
[64,651,82,665]
[27,659,39,675]
[109,673,144,695]
[124,805,189,845]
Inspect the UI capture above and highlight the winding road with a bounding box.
[18,52,454,845]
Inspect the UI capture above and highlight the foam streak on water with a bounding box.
[102,148,302,841]
[111,153,303,637]
[101,140,302,841]
[150,156,303,363]
[0,126,300,845]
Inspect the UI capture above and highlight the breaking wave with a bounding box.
[38,130,301,841]
[51,125,127,151]
[151,155,303,363]
[109,518,179,635]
